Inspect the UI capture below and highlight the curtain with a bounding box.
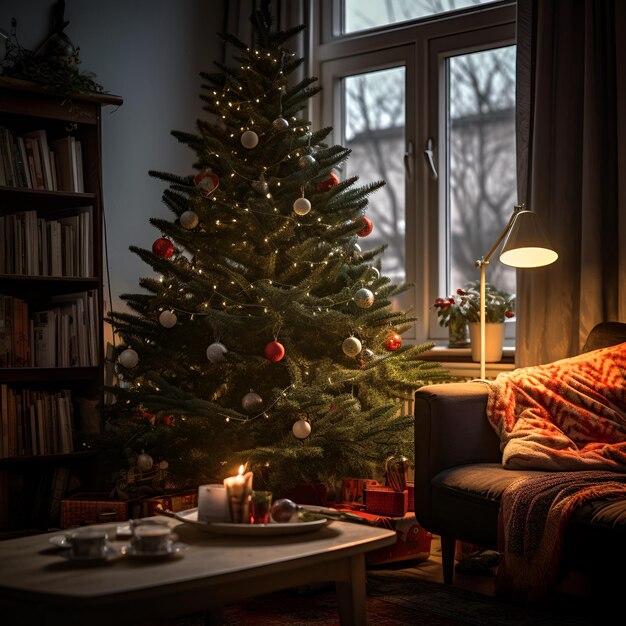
[515,0,626,366]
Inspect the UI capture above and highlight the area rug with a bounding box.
[173,568,601,626]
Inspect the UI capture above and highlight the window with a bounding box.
[313,0,517,345]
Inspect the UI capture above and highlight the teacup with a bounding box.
[131,519,175,554]
[69,527,108,558]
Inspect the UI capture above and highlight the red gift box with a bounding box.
[333,505,431,566]
[60,493,130,528]
[342,477,381,504]
[364,486,408,517]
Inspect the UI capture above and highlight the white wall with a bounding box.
[0,0,224,318]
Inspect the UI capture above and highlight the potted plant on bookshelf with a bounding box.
[457,281,516,363]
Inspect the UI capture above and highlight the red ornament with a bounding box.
[357,216,373,237]
[152,237,174,259]
[384,332,402,351]
[264,340,285,362]
[194,171,220,194]
[315,172,340,192]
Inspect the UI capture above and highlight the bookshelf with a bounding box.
[0,77,123,535]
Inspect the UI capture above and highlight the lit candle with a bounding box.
[197,484,230,523]
[224,465,254,523]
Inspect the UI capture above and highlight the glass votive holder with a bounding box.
[249,490,273,524]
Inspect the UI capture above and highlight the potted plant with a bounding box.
[457,281,515,362]
[434,281,515,358]
[433,291,470,347]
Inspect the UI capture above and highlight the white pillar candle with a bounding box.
[223,466,254,523]
[197,484,230,523]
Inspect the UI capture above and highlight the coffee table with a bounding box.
[0,516,396,625]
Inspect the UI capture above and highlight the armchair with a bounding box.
[413,322,626,589]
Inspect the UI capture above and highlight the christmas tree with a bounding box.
[103,2,449,498]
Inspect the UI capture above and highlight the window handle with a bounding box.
[424,137,438,180]
[404,140,414,181]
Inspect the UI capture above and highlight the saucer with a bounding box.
[49,534,71,549]
[126,542,187,559]
[60,545,124,563]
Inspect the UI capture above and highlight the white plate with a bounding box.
[173,508,329,536]
[59,545,124,563]
[126,542,188,559]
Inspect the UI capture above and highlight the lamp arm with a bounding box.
[479,205,526,267]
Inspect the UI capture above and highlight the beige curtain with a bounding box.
[515,0,626,366]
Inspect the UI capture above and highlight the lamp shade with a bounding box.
[498,210,558,268]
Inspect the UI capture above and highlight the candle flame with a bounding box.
[238,465,244,475]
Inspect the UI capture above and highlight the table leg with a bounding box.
[335,554,367,626]
[204,606,223,626]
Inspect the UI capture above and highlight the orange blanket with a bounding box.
[485,342,626,471]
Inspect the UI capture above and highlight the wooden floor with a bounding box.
[381,534,498,596]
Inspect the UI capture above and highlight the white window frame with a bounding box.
[311,0,516,346]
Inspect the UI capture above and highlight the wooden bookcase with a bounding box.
[0,77,123,535]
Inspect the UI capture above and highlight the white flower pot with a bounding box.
[469,322,505,363]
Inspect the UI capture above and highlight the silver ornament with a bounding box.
[251,176,269,194]
[342,336,362,357]
[292,419,312,440]
[272,117,289,130]
[358,348,375,368]
[354,288,375,308]
[352,243,362,260]
[241,130,259,149]
[206,342,228,363]
[368,266,380,281]
[242,391,263,414]
[159,310,177,328]
[119,348,139,368]
[136,452,154,471]
[298,154,316,168]
[293,197,311,216]
[180,210,199,230]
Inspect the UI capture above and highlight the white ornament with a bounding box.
[180,210,199,230]
[342,336,362,357]
[159,310,177,328]
[292,419,312,440]
[136,452,154,471]
[272,117,289,130]
[241,130,259,149]
[242,391,263,414]
[354,288,375,308]
[206,342,228,363]
[119,348,139,368]
[293,197,311,216]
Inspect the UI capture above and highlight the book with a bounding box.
[1,384,8,458]
[57,391,74,454]
[75,139,84,192]
[49,136,75,192]
[16,137,33,188]
[22,130,53,190]
[23,136,45,190]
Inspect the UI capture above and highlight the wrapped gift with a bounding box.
[364,486,408,517]
[60,493,130,528]
[342,477,381,504]
[333,505,431,566]
[141,490,198,517]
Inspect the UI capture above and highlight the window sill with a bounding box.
[421,345,515,379]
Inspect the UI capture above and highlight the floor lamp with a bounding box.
[475,204,558,379]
